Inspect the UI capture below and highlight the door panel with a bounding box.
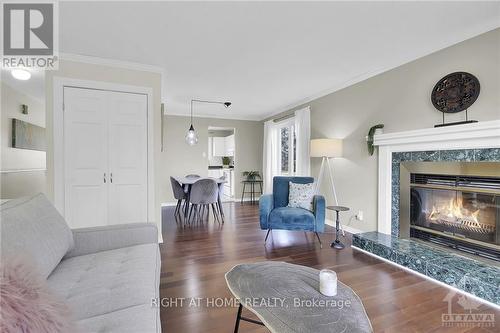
[64,88,108,228]
[107,92,148,225]
[64,88,148,228]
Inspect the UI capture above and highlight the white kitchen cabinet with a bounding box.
[225,134,235,156]
[212,135,235,157]
[212,137,226,157]
[208,169,223,178]
[222,169,235,198]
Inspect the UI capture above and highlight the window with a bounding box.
[277,119,296,175]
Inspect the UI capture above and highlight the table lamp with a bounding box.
[310,138,343,205]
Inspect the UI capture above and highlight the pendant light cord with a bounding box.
[190,99,194,126]
[190,99,232,125]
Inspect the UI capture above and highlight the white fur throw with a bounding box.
[0,257,75,333]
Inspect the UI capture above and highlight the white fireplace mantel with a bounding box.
[374,120,500,235]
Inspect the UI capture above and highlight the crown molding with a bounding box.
[373,120,500,147]
[259,23,500,121]
[59,53,166,100]
[59,53,164,74]
[164,111,261,122]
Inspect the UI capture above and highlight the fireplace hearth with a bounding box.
[400,162,500,261]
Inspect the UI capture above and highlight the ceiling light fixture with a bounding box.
[11,69,31,81]
[185,99,232,146]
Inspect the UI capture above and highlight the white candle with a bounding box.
[319,269,337,297]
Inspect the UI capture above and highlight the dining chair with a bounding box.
[183,174,201,193]
[188,178,221,224]
[170,177,187,216]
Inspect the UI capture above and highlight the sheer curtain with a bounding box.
[263,120,278,193]
[294,106,311,176]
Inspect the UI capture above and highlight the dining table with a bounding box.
[175,177,227,218]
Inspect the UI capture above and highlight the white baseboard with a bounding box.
[161,198,257,207]
[325,218,364,234]
[237,197,259,202]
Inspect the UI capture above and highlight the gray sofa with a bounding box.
[1,193,161,333]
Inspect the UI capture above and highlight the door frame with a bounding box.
[53,77,155,224]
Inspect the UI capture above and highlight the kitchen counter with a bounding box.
[208,166,234,169]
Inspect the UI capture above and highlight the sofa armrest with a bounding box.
[65,223,158,258]
[313,195,326,232]
[259,194,274,230]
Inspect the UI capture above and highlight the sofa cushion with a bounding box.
[77,303,159,333]
[47,243,160,321]
[1,194,74,279]
[269,207,316,231]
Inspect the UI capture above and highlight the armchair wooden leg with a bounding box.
[314,232,323,249]
[264,229,272,244]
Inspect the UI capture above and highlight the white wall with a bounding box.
[161,115,263,203]
[1,82,46,198]
[267,28,500,232]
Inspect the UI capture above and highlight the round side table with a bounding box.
[327,205,350,249]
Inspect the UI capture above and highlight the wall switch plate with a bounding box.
[356,211,364,221]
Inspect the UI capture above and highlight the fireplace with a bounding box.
[400,162,500,261]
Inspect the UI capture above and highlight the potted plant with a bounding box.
[366,124,384,156]
[242,171,261,181]
[222,156,231,168]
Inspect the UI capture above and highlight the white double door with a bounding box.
[64,87,148,228]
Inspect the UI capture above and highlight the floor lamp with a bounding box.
[310,139,346,247]
[310,139,343,204]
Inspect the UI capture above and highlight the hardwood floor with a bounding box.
[159,203,499,332]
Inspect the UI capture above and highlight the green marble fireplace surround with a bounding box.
[352,231,500,305]
[391,148,500,237]
[352,147,500,306]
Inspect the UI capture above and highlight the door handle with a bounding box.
[104,173,106,183]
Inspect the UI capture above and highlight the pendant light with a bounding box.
[185,99,231,145]
[185,100,198,145]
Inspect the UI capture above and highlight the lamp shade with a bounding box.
[310,139,343,158]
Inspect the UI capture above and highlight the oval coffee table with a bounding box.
[226,261,372,333]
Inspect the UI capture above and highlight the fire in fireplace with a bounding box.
[400,162,500,261]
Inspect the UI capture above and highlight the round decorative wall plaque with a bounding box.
[431,72,480,113]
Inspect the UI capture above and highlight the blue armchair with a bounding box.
[259,176,326,247]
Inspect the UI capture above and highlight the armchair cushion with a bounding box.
[269,207,316,231]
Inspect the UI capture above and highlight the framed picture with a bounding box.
[12,119,46,151]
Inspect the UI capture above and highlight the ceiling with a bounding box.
[1,68,45,103]
[58,1,500,120]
